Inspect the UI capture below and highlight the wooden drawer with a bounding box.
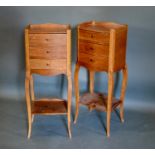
[29,34,67,48]
[30,59,67,70]
[78,52,108,71]
[79,29,110,45]
[29,46,67,59]
[29,33,67,60]
[78,40,109,57]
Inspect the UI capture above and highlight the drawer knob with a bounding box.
[90,59,94,62]
[46,51,50,53]
[89,47,94,50]
[46,63,50,66]
[90,34,94,38]
[45,39,49,41]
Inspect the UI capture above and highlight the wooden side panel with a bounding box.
[114,27,128,71]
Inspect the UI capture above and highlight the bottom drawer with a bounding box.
[30,59,67,75]
[78,53,108,71]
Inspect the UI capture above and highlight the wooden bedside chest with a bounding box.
[25,23,72,138]
[74,21,128,137]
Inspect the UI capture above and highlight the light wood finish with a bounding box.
[25,23,72,139]
[74,21,128,137]
[30,69,66,76]
[25,78,32,139]
[30,59,67,70]
[120,64,128,122]
[25,28,32,139]
[74,63,80,124]
[29,23,70,34]
[30,75,35,123]
[30,75,35,101]
[107,72,114,137]
[66,29,72,138]
[89,71,94,94]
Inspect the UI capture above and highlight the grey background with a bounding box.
[0,6,155,148]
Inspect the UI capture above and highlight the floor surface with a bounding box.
[0,98,155,149]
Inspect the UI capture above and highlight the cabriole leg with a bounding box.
[74,63,80,124]
[120,65,128,123]
[25,77,32,139]
[107,72,114,137]
[30,75,35,123]
[67,75,72,138]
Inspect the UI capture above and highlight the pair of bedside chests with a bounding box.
[25,21,128,139]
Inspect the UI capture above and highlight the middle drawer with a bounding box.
[78,40,109,56]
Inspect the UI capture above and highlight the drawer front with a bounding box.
[78,52,108,71]
[29,46,67,59]
[79,29,110,45]
[30,59,67,71]
[29,34,67,59]
[79,41,109,57]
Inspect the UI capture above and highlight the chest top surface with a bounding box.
[28,23,70,34]
[78,21,126,32]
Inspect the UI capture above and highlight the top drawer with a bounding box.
[79,29,110,45]
[29,34,67,59]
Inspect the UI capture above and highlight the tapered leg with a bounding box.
[120,65,128,123]
[30,75,35,123]
[107,72,114,137]
[74,63,80,124]
[89,71,95,94]
[32,115,34,123]
[25,77,32,139]
[30,75,35,101]
[67,75,72,139]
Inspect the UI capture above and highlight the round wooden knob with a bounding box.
[90,59,94,62]
[89,47,94,50]
[90,34,94,38]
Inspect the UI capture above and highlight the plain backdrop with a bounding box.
[0,6,155,109]
[0,6,155,149]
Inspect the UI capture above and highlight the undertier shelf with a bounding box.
[32,98,67,115]
[79,93,122,112]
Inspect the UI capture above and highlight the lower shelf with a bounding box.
[32,98,67,115]
[79,93,122,112]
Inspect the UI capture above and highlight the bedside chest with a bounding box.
[74,21,128,137]
[25,23,72,138]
